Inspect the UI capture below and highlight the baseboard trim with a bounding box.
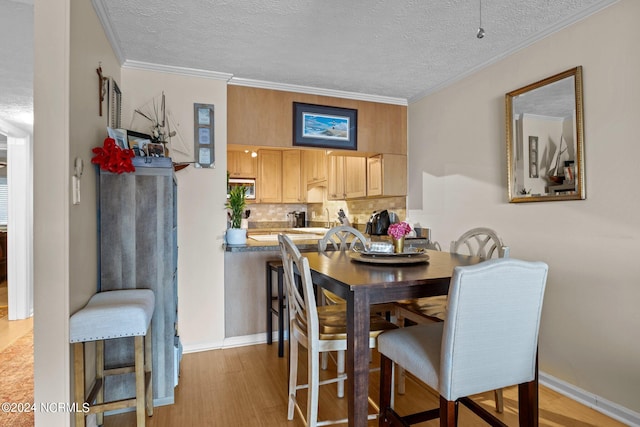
[183,330,291,354]
[539,371,640,426]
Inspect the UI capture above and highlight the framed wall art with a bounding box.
[107,78,122,129]
[293,102,357,150]
[193,103,215,168]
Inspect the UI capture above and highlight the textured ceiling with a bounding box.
[96,0,617,103]
[0,0,618,133]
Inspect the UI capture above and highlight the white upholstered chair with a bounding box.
[278,234,396,427]
[378,258,548,427]
[394,226,509,411]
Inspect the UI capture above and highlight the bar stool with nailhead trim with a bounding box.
[69,289,155,427]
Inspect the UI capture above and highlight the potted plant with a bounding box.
[225,184,247,245]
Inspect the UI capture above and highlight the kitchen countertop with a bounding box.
[223,227,431,253]
[224,227,329,252]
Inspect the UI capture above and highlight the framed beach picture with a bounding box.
[293,102,357,150]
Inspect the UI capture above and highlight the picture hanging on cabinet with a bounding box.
[293,102,357,150]
[193,103,215,168]
[126,130,152,156]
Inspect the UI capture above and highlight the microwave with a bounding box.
[228,178,256,200]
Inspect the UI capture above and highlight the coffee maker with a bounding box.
[293,211,306,228]
[365,210,390,235]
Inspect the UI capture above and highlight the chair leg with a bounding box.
[397,365,406,395]
[518,378,538,427]
[266,263,273,345]
[277,267,285,358]
[145,327,153,416]
[494,388,504,413]
[378,353,393,427]
[135,336,145,426]
[287,338,299,420]
[73,343,85,427]
[307,347,320,427]
[337,350,345,398]
[439,396,457,427]
[321,352,328,370]
[96,340,104,426]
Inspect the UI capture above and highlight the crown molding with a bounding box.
[91,0,124,65]
[122,60,233,81]
[229,77,408,106]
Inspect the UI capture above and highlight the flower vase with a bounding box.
[392,236,405,254]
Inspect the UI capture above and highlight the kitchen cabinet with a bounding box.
[367,154,407,197]
[302,149,327,186]
[327,156,345,200]
[98,158,179,406]
[257,149,282,203]
[328,155,366,200]
[282,150,304,203]
[228,86,407,155]
[228,149,257,178]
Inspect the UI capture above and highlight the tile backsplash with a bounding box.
[246,196,406,230]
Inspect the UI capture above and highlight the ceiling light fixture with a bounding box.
[477,0,485,39]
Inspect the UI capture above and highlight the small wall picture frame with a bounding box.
[107,78,122,129]
[194,103,214,168]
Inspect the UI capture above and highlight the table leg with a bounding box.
[346,289,371,427]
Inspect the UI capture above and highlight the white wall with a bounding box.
[34,0,121,425]
[407,0,640,416]
[121,68,228,351]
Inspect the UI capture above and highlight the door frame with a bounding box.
[0,118,33,320]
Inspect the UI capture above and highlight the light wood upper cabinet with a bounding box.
[367,154,407,197]
[257,149,282,203]
[282,150,304,203]
[228,86,407,155]
[328,155,366,200]
[228,150,257,178]
[327,156,346,200]
[302,150,327,185]
[344,156,367,198]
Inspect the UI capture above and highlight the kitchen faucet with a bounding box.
[325,207,330,228]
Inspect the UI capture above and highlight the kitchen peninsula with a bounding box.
[223,226,432,342]
[224,84,411,342]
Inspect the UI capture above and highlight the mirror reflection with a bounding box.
[506,67,585,202]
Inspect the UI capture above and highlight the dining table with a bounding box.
[304,248,540,427]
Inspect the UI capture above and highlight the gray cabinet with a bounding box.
[98,157,180,406]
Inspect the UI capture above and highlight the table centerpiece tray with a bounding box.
[349,248,429,265]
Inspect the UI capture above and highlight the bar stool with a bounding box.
[265,259,286,357]
[70,289,155,427]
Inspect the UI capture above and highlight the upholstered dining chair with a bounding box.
[378,258,548,427]
[394,226,509,412]
[278,234,396,427]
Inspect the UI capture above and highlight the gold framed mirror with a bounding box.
[506,66,585,202]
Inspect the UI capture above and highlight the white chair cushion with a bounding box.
[69,289,155,343]
[377,322,444,390]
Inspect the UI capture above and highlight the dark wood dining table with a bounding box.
[305,249,539,427]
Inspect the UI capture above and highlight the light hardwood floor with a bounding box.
[105,343,626,427]
[0,281,33,353]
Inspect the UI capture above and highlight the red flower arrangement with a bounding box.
[387,221,412,240]
[91,137,135,174]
